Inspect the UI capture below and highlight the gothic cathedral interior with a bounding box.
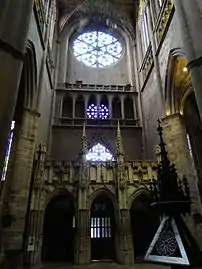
[1,0,202,269]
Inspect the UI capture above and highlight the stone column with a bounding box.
[174,0,202,121]
[116,123,134,264]
[73,96,76,118]
[121,97,124,119]
[162,113,202,248]
[0,0,34,179]
[117,209,134,264]
[2,109,39,262]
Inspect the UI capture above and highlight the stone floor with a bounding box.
[32,262,171,269]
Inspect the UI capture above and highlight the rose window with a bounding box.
[73,31,123,68]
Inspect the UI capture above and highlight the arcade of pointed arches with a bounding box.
[41,188,157,262]
[62,93,136,120]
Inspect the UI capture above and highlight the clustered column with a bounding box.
[174,0,202,121]
[0,0,34,179]
[162,113,202,249]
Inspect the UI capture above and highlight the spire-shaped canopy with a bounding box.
[81,122,88,155]
[116,121,124,157]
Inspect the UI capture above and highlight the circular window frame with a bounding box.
[71,29,125,69]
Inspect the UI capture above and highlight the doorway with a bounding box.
[130,194,159,260]
[91,194,115,261]
[42,193,75,262]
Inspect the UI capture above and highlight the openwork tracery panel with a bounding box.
[73,31,123,68]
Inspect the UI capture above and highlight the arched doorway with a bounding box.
[130,194,159,260]
[91,194,115,261]
[42,193,75,262]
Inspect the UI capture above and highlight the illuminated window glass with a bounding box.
[73,31,123,68]
[86,143,114,162]
[1,121,15,181]
[87,104,109,119]
[158,0,163,7]
[91,217,112,238]
[141,11,150,54]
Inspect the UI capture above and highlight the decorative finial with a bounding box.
[157,119,169,168]
[81,121,88,155]
[116,120,124,157]
[82,121,86,137]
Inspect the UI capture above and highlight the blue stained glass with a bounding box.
[87,104,109,119]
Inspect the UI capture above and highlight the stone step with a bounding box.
[32,262,170,269]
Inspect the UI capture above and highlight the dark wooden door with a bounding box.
[91,195,115,261]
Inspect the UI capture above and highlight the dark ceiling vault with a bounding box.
[56,0,139,35]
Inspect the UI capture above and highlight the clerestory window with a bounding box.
[1,121,15,181]
[73,31,123,68]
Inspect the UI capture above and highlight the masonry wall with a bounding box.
[51,127,142,161]
[66,46,130,85]
[27,11,54,147]
[139,9,185,159]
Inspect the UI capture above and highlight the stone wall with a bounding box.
[51,126,142,161]
[66,46,130,85]
[26,159,158,265]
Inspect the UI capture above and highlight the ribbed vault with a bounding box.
[57,0,139,36]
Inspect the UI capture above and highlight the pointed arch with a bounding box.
[88,129,115,158]
[87,95,98,119]
[112,96,122,119]
[62,94,73,117]
[164,48,193,115]
[44,188,76,210]
[42,191,75,262]
[90,188,117,209]
[25,40,38,110]
[13,41,37,122]
[124,96,134,119]
[90,190,116,260]
[130,190,159,259]
[100,95,109,119]
[75,94,85,118]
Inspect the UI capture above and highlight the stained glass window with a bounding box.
[86,143,114,162]
[87,104,109,119]
[1,121,15,181]
[73,31,123,68]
